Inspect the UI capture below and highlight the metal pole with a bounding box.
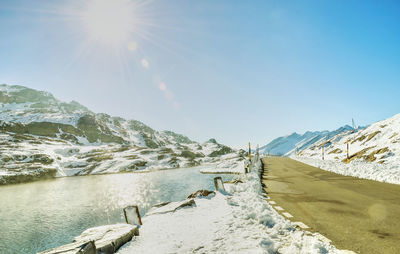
[347,139,349,164]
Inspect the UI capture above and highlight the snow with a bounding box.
[259,126,355,156]
[118,160,352,254]
[285,113,400,185]
[0,101,83,126]
[200,140,221,156]
[291,155,400,185]
[200,154,245,174]
[74,224,137,245]
[38,224,138,254]
[297,114,400,163]
[0,84,249,184]
[0,131,246,183]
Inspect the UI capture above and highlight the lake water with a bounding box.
[0,167,235,254]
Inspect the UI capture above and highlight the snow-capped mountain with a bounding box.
[298,114,400,164]
[260,125,355,156]
[0,84,244,184]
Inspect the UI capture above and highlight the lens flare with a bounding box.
[159,82,167,91]
[127,41,137,51]
[141,58,149,69]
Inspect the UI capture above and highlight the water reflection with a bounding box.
[0,167,234,254]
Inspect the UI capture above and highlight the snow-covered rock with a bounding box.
[38,224,138,254]
[146,199,196,216]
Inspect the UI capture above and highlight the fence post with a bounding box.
[214,177,225,191]
[123,205,142,226]
[248,142,252,161]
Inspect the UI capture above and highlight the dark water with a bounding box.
[0,167,235,254]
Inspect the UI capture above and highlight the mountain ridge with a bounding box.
[260,125,357,156]
[0,84,242,185]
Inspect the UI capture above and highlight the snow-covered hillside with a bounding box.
[260,125,356,156]
[287,114,400,184]
[298,114,400,164]
[0,84,245,184]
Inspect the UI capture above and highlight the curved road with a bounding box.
[262,157,400,254]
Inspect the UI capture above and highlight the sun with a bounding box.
[81,0,135,47]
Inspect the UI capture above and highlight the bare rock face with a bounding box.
[187,189,215,199]
[38,224,138,254]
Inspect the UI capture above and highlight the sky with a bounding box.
[0,0,399,148]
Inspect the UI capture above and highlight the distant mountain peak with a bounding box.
[207,138,218,144]
[260,125,356,156]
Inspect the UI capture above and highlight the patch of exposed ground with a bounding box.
[365,147,389,162]
[365,131,381,143]
[352,135,366,144]
[342,146,375,163]
[328,148,342,154]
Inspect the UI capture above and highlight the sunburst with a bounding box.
[80,0,136,47]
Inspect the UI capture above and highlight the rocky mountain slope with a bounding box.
[0,84,244,184]
[260,125,356,156]
[297,114,400,164]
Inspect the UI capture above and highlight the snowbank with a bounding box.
[200,154,245,174]
[292,155,400,185]
[118,160,349,254]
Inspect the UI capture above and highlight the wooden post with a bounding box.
[322,145,324,160]
[214,177,225,191]
[248,142,252,161]
[123,205,142,226]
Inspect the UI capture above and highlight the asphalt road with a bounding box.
[261,156,400,254]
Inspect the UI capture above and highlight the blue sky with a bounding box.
[0,0,399,148]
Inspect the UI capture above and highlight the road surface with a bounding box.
[262,156,400,254]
